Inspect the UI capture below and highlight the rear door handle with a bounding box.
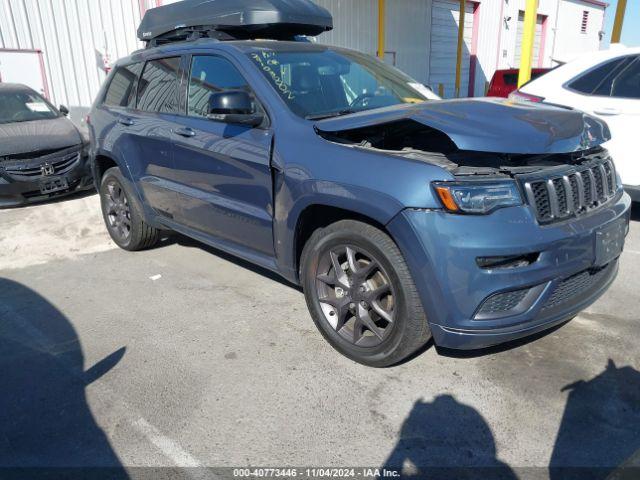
[174,127,196,138]
[594,108,620,116]
[118,117,135,126]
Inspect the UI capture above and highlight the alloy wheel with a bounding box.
[315,245,396,347]
[104,180,132,242]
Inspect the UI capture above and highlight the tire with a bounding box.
[99,167,160,251]
[300,220,431,367]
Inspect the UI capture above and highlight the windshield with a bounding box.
[0,90,58,124]
[247,47,435,119]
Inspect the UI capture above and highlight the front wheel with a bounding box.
[300,220,431,367]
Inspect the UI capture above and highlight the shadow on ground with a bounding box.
[0,278,128,478]
[549,359,640,479]
[382,361,640,479]
[382,395,516,479]
[159,233,302,290]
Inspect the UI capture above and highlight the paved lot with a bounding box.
[0,193,639,479]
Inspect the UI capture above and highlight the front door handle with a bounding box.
[174,127,196,138]
[118,117,135,126]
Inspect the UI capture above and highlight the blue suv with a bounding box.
[88,2,631,366]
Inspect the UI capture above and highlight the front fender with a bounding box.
[270,125,454,283]
[273,180,406,283]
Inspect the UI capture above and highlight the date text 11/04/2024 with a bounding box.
[232,468,400,478]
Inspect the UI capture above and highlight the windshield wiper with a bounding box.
[305,109,358,121]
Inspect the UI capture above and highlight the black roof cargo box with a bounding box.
[137,0,333,44]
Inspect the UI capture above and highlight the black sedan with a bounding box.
[0,83,93,207]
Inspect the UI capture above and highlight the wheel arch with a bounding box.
[292,204,396,282]
[92,154,118,188]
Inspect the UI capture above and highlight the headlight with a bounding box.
[433,181,523,214]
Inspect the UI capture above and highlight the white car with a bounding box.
[511,45,640,202]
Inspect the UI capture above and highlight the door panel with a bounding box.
[171,54,275,256]
[130,56,183,219]
[172,120,274,254]
[124,111,183,219]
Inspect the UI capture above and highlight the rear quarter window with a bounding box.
[136,57,181,114]
[104,63,143,107]
[568,57,633,95]
[611,58,640,99]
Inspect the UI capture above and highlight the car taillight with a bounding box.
[508,90,544,103]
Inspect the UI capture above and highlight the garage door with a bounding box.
[514,12,544,67]
[429,0,474,98]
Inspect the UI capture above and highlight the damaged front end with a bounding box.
[315,98,620,222]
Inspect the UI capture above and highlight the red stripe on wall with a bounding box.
[538,15,548,68]
[37,50,51,99]
[468,2,480,97]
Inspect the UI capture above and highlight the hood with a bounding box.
[0,117,82,157]
[315,98,610,154]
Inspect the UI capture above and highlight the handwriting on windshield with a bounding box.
[251,52,296,101]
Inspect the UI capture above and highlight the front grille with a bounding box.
[520,153,618,224]
[541,262,615,312]
[2,147,81,180]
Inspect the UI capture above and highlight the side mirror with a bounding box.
[207,90,263,127]
[59,105,70,116]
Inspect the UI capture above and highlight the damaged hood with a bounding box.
[0,117,82,157]
[315,98,610,154]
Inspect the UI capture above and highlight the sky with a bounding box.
[602,0,640,47]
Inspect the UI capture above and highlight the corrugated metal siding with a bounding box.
[385,0,432,83]
[0,0,160,119]
[314,0,378,57]
[314,0,432,83]
[429,0,474,98]
[474,0,503,95]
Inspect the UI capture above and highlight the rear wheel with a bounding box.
[100,167,159,251]
[301,220,431,367]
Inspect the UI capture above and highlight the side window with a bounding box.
[187,55,251,118]
[611,58,640,99]
[137,57,181,113]
[104,63,142,107]
[568,57,630,95]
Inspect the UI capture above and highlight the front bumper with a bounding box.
[387,191,632,350]
[0,155,94,208]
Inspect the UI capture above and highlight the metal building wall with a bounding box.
[314,0,379,57]
[474,0,503,95]
[310,0,493,95]
[0,0,161,121]
[385,0,432,84]
[553,0,605,63]
[314,0,433,84]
